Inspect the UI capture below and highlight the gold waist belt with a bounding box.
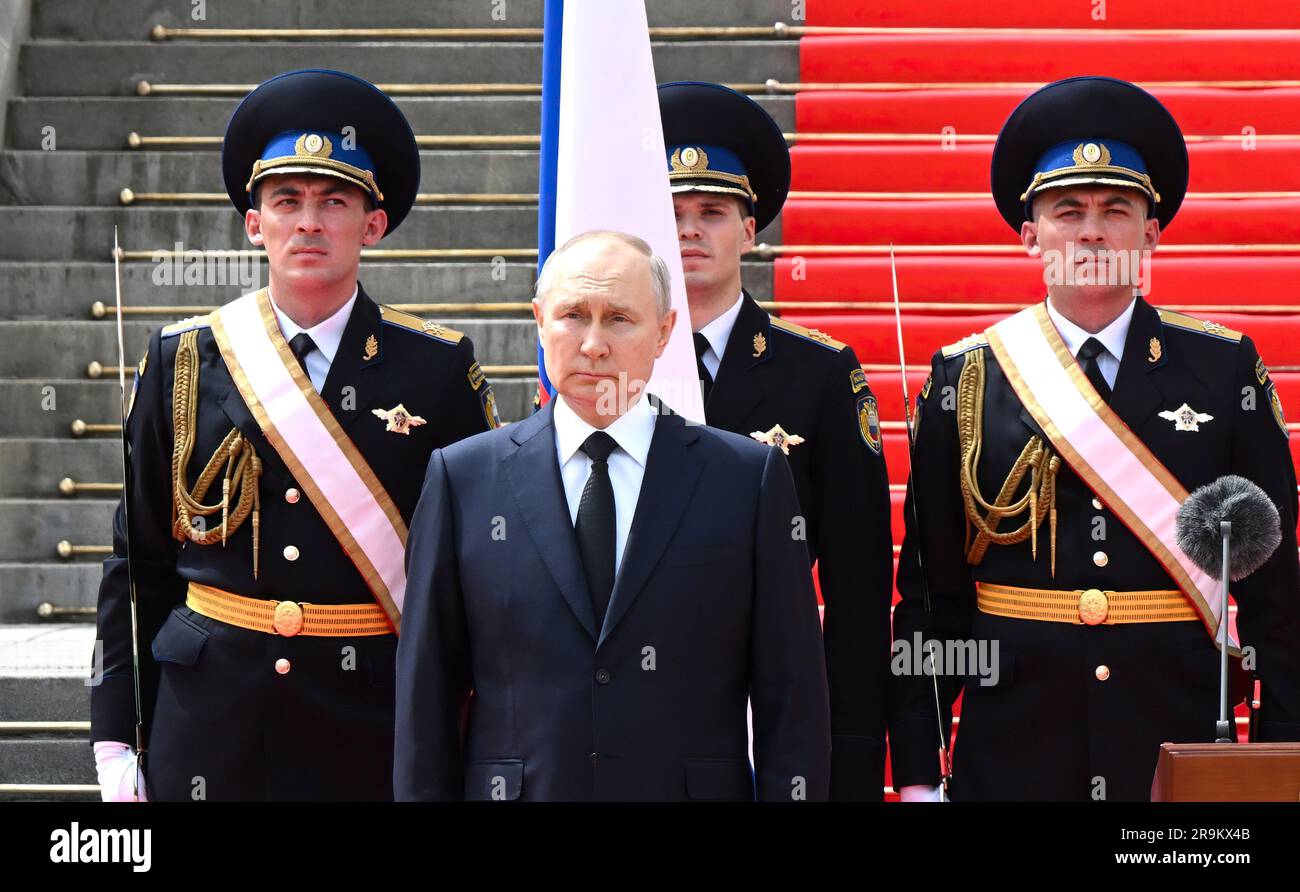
[976,582,1199,626]
[186,582,393,637]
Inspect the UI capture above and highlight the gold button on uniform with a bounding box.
[1093,550,1109,567]
[1091,497,1103,510]
[285,488,301,504]
[1095,665,1111,681]
[275,658,291,675]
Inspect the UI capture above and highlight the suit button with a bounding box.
[1095,665,1111,682]
[275,658,291,675]
[285,487,301,504]
[595,668,611,684]
[589,752,599,765]
[1092,550,1108,568]
[1091,497,1103,510]
[283,545,300,561]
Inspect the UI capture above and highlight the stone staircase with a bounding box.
[0,0,792,798]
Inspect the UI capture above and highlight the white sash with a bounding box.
[210,289,406,631]
[986,303,1237,652]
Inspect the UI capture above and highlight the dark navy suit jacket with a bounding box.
[394,400,832,801]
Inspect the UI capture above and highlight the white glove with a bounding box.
[899,784,946,802]
[94,740,149,802]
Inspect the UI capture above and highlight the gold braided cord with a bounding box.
[956,347,1060,571]
[171,329,263,576]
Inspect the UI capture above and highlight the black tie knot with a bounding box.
[1076,337,1106,363]
[580,430,618,464]
[693,332,711,362]
[289,332,317,364]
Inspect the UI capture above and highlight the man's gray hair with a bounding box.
[534,229,673,318]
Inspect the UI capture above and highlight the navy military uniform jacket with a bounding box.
[890,297,1300,801]
[90,284,494,800]
[394,402,832,801]
[704,293,894,800]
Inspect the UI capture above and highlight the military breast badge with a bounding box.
[372,403,427,435]
[1158,402,1213,432]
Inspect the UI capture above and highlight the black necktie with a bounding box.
[693,332,714,405]
[289,332,317,378]
[575,431,618,629]
[1076,337,1112,402]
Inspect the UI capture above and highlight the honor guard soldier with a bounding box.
[890,76,1300,801]
[90,69,499,801]
[659,82,895,800]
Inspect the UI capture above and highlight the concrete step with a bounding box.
[5,95,794,150]
[0,675,90,722]
[0,261,552,320]
[19,41,796,97]
[0,205,540,261]
[0,499,115,563]
[0,563,100,623]
[0,376,537,437]
[0,439,118,498]
[0,150,542,205]
[31,0,795,40]
[0,318,538,377]
[0,739,96,786]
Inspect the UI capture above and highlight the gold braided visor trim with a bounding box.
[186,582,393,637]
[247,157,384,202]
[1020,164,1159,203]
[668,169,757,202]
[977,581,1198,625]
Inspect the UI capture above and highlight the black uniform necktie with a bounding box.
[1076,337,1112,402]
[575,431,618,629]
[693,332,714,405]
[289,332,317,378]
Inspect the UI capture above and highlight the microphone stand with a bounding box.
[1215,519,1233,743]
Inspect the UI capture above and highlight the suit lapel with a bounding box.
[320,284,386,433]
[1108,296,1168,432]
[704,292,772,430]
[502,403,600,640]
[598,410,703,647]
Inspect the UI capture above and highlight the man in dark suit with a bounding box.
[90,69,497,801]
[395,229,831,801]
[658,81,895,800]
[890,76,1300,802]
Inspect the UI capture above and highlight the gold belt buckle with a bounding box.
[272,600,305,637]
[1077,588,1110,626]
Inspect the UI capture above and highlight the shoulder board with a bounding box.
[940,331,989,358]
[769,317,847,352]
[379,306,466,345]
[1157,309,1242,343]
[160,313,212,338]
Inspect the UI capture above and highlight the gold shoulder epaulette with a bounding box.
[941,331,989,358]
[161,313,212,338]
[769,317,847,352]
[1156,309,1243,343]
[379,306,466,345]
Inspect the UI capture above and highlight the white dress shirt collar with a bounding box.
[694,291,746,379]
[268,285,359,367]
[553,392,656,469]
[1045,295,1136,364]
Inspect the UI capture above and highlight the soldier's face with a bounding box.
[533,238,676,428]
[1022,185,1160,299]
[674,193,756,293]
[244,174,387,290]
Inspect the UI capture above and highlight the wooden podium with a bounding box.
[1151,743,1300,801]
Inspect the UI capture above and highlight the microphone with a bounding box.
[1175,475,1282,742]
[1176,475,1281,581]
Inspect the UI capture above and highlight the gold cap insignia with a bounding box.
[296,132,332,158]
[1158,402,1214,432]
[372,403,427,435]
[750,424,805,455]
[1074,142,1111,167]
[672,146,708,172]
[363,334,378,361]
[752,332,766,357]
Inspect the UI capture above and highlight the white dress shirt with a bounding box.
[269,286,358,392]
[553,394,657,576]
[693,291,746,380]
[1045,295,1136,389]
